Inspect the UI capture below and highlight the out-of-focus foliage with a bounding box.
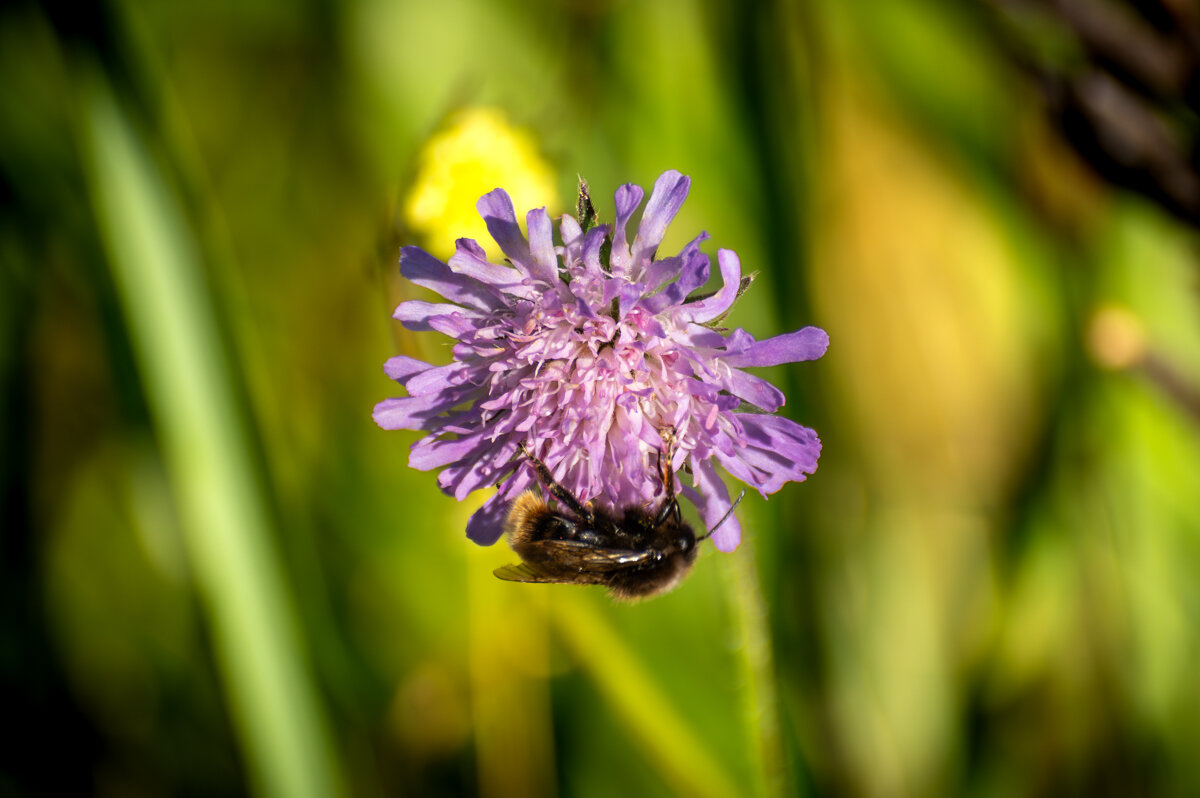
[3,0,1200,797]
[402,107,559,254]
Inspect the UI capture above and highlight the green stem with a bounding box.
[724,535,794,798]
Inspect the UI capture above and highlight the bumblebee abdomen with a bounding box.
[604,548,698,601]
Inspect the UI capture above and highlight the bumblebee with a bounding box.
[494,429,739,601]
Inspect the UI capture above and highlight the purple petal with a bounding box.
[610,182,645,276]
[717,414,821,494]
[602,274,627,307]
[681,248,741,323]
[630,171,690,274]
[383,355,430,386]
[676,242,710,296]
[428,313,483,338]
[629,310,667,340]
[559,214,583,249]
[409,433,487,472]
[641,263,683,299]
[641,237,711,314]
[690,459,742,552]
[575,296,598,319]
[722,326,829,368]
[526,207,560,285]
[642,232,709,291]
[373,393,460,430]
[477,189,535,274]
[679,323,729,351]
[618,282,645,320]
[466,470,534,545]
[720,367,785,412]
[406,361,473,396]
[581,225,609,275]
[747,414,821,475]
[401,246,505,311]
[684,378,720,404]
[722,328,756,356]
[466,492,511,546]
[450,438,521,499]
[642,282,683,315]
[393,300,485,332]
[448,239,530,294]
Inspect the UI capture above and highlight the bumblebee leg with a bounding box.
[654,427,683,527]
[657,426,677,492]
[519,442,593,523]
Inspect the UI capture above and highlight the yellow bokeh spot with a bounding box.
[1087,304,1147,370]
[404,107,559,257]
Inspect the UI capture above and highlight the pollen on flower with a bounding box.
[375,170,828,553]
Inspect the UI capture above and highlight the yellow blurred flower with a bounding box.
[404,108,558,256]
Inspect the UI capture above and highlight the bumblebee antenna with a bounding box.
[696,490,746,542]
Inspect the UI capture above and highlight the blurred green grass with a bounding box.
[4,1,1200,797]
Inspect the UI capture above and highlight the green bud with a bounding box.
[576,175,597,234]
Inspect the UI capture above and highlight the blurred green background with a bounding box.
[4,0,1200,796]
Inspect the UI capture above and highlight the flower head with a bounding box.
[375,170,827,551]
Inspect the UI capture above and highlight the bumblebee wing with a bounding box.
[494,540,656,585]
[493,562,569,584]
[518,539,655,571]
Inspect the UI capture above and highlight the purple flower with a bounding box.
[374,170,827,551]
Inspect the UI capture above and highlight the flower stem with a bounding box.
[724,534,795,798]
